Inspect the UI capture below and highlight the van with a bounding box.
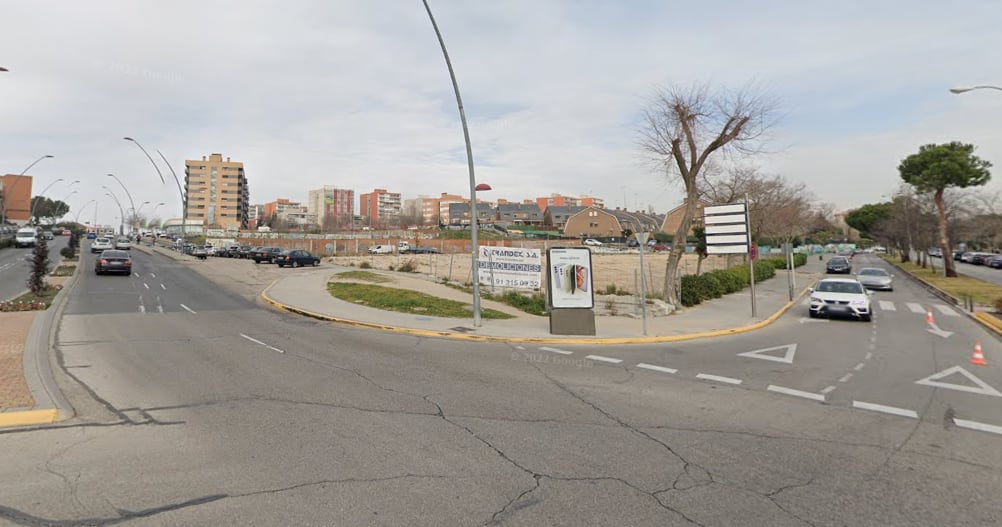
[368,245,394,254]
[15,227,39,248]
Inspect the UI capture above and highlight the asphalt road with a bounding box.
[0,236,68,302]
[0,250,1000,526]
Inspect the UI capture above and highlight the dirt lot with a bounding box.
[327,251,740,297]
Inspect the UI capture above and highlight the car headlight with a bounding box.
[851,299,868,305]
[810,296,823,304]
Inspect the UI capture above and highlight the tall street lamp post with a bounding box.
[74,200,96,224]
[1,154,54,225]
[103,187,125,236]
[156,149,188,241]
[422,0,484,327]
[107,173,136,233]
[149,202,165,228]
[950,85,1002,94]
[28,178,65,225]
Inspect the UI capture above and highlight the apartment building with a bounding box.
[0,174,32,225]
[184,153,249,231]
[307,186,354,230]
[359,188,402,228]
[535,194,604,213]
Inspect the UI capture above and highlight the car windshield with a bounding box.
[830,257,848,264]
[817,281,864,294]
[858,269,888,276]
[101,250,128,258]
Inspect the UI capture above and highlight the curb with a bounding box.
[260,276,817,345]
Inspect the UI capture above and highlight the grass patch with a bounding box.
[0,285,61,312]
[890,258,1002,305]
[50,265,76,277]
[442,281,547,316]
[328,282,514,319]
[335,270,393,283]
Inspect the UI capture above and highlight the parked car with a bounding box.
[651,243,670,252]
[274,249,321,268]
[583,239,602,246]
[114,237,132,250]
[408,246,440,254]
[368,245,394,254]
[807,277,872,322]
[970,252,997,265]
[91,237,114,253]
[953,250,965,261]
[988,256,1002,269]
[855,267,894,291]
[237,245,255,259]
[252,247,284,263]
[826,256,852,274]
[94,250,132,275]
[42,230,55,240]
[927,247,943,257]
[191,246,208,259]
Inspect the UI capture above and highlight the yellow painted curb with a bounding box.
[974,312,1002,336]
[0,408,59,428]
[260,276,817,345]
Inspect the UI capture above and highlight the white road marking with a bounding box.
[865,352,873,360]
[820,385,837,394]
[878,300,895,311]
[906,303,926,314]
[179,303,196,314]
[160,283,166,290]
[767,385,825,402]
[515,345,525,350]
[868,343,876,350]
[696,373,742,385]
[637,363,678,374]
[839,373,853,383]
[138,296,145,314]
[156,296,164,313]
[150,273,156,278]
[953,418,1002,436]
[852,400,918,419]
[934,304,959,316]
[585,355,622,364]
[541,347,573,355]
[738,343,797,364]
[854,363,865,371]
[915,366,1002,397]
[143,283,150,290]
[239,333,286,354]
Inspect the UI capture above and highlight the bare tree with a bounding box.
[700,166,812,243]
[639,84,776,305]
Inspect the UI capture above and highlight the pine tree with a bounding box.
[27,236,51,293]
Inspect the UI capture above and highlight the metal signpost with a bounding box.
[704,201,755,317]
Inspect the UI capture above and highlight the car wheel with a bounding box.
[255,259,260,264]
[95,270,101,275]
[293,261,300,268]
[808,310,817,318]
[861,315,872,322]
[312,260,318,267]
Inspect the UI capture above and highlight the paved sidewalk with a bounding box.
[263,256,828,343]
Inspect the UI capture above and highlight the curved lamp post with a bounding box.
[74,199,96,224]
[148,202,165,228]
[107,173,136,233]
[950,85,1002,94]
[423,0,484,326]
[103,187,125,235]
[123,137,165,184]
[27,178,64,225]
[1,154,54,225]
[156,149,188,240]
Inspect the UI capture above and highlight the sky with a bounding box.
[2,1,1001,228]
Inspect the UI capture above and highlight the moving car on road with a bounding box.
[855,267,894,291]
[114,237,132,250]
[14,227,39,248]
[91,237,114,253]
[808,277,872,322]
[274,249,320,268]
[94,250,132,275]
[826,255,852,274]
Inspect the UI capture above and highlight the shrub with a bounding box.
[994,296,1002,314]
[499,290,547,316]
[604,283,618,295]
[60,246,76,259]
[398,259,419,273]
[359,261,371,269]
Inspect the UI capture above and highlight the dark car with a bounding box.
[252,247,284,263]
[86,232,97,239]
[237,245,255,259]
[95,250,132,275]
[826,256,852,274]
[971,253,998,266]
[274,249,321,268]
[954,250,965,261]
[988,256,1002,269]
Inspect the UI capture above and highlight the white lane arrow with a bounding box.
[799,317,829,324]
[926,322,953,338]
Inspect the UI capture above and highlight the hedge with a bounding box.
[678,253,807,307]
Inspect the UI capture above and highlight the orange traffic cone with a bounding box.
[971,341,988,367]
[926,309,935,324]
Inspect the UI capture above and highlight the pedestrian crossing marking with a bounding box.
[906,303,926,314]
[878,301,895,311]
[934,304,959,317]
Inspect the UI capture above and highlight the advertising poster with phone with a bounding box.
[547,247,594,309]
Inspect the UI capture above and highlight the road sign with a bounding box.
[703,203,748,255]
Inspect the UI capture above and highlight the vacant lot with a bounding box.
[329,251,740,297]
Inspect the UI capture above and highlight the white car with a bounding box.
[368,245,394,254]
[114,237,132,250]
[583,239,602,246]
[91,237,114,253]
[808,277,872,322]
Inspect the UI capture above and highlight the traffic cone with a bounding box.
[971,341,988,367]
[926,309,935,324]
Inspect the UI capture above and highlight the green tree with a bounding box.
[899,142,992,277]
[27,236,51,293]
[844,202,893,239]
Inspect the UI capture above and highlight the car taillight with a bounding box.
[99,259,108,265]
[125,260,132,265]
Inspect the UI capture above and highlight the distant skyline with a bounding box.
[2,1,1001,228]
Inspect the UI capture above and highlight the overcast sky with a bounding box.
[2,1,1001,228]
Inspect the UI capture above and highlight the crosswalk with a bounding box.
[801,298,960,316]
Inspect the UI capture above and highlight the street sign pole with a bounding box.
[638,232,649,335]
[746,195,757,317]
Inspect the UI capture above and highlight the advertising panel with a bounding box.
[478,247,543,290]
[547,247,594,309]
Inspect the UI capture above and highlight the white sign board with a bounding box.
[547,247,594,309]
[703,203,749,255]
[478,247,542,290]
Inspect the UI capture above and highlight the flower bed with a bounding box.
[0,285,62,312]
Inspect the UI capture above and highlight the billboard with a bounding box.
[547,247,594,309]
[478,247,542,290]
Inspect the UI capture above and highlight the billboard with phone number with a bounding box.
[547,247,594,309]
[478,247,542,290]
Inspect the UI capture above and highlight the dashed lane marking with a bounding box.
[854,362,865,371]
[144,283,150,290]
[150,273,156,278]
[934,305,959,316]
[541,347,573,355]
[906,303,926,314]
[585,355,622,364]
[878,300,895,311]
[820,385,837,394]
[160,283,166,290]
[696,373,742,385]
[852,400,918,419]
[953,418,1002,436]
[767,385,825,402]
[138,296,145,314]
[636,363,678,374]
[865,352,873,360]
[839,373,853,383]
[179,303,196,314]
[239,333,286,354]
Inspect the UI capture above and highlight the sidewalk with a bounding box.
[262,256,828,344]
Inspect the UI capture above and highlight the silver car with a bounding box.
[856,267,893,291]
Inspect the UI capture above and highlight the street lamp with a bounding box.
[103,187,125,235]
[107,173,136,233]
[950,85,1002,94]
[423,0,484,327]
[156,149,188,240]
[27,178,64,225]
[1,154,54,225]
[123,137,165,184]
[148,202,165,228]
[74,200,96,224]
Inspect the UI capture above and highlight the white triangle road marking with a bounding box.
[738,344,797,364]
[915,365,1002,397]
[878,300,895,311]
[934,304,959,317]
[906,302,926,314]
